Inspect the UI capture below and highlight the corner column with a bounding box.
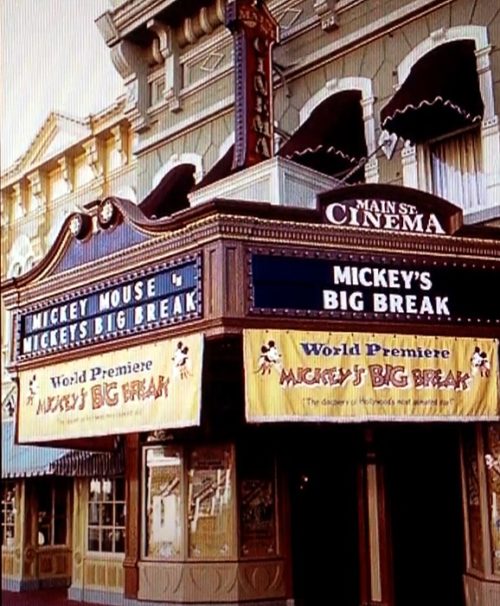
[358,428,394,606]
[123,433,141,598]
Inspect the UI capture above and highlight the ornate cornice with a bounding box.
[3,198,499,310]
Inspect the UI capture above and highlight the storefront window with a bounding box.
[87,477,126,553]
[144,447,182,559]
[1,482,16,547]
[239,450,276,558]
[143,444,234,560]
[187,446,233,558]
[485,424,500,575]
[38,480,68,546]
[463,427,483,571]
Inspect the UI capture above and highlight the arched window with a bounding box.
[152,153,203,191]
[382,27,498,222]
[280,77,377,183]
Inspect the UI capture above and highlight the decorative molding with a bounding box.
[26,170,47,210]
[110,40,150,132]
[82,139,103,178]
[110,124,129,166]
[147,18,182,112]
[313,0,338,32]
[178,0,226,48]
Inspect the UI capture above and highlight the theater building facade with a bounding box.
[3,0,500,605]
[2,178,500,606]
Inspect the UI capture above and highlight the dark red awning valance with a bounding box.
[278,90,367,177]
[380,40,484,143]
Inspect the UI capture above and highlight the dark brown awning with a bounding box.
[278,90,367,178]
[380,40,484,143]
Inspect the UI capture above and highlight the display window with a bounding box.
[88,477,126,554]
[143,444,235,560]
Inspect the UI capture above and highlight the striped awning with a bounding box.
[1,420,124,479]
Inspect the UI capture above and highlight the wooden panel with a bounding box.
[83,556,124,590]
[37,548,71,579]
[138,559,285,602]
[1,551,15,576]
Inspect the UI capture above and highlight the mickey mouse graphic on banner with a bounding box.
[470,346,491,378]
[257,339,282,375]
[172,341,192,379]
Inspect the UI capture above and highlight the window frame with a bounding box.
[1,481,17,548]
[86,477,126,555]
[37,480,69,547]
[141,443,236,562]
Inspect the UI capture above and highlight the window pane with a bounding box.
[114,529,125,553]
[87,477,125,554]
[103,504,113,525]
[1,483,16,546]
[115,503,126,527]
[145,447,182,559]
[54,487,66,516]
[89,502,101,526]
[429,127,484,211]
[115,478,125,501]
[54,517,67,545]
[101,529,113,552]
[88,527,100,551]
[187,446,233,559]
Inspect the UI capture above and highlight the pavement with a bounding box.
[1,588,104,606]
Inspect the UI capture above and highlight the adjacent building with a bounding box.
[1,99,135,590]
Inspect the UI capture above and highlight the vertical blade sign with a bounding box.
[226,0,279,170]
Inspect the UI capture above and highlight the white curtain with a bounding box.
[429,128,485,210]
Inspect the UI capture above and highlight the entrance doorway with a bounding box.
[285,427,360,606]
[383,425,465,606]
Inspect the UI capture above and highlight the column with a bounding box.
[358,428,394,606]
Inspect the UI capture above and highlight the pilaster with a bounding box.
[110,124,129,166]
[26,169,48,212]
[57,156,75,194]
[82,138,105,179]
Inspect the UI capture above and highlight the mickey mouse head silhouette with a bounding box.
[471,346,490,378]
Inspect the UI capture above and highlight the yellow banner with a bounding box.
[18,334,203,442]
[244,330,499,422]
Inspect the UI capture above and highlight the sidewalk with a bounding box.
[1,588,103,606]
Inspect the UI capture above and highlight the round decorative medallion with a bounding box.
[98,199,116,227]
[69,213,84,237]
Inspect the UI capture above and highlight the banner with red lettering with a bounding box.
[244,330,499,422]
[18,334,203,442]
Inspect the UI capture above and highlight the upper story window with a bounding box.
[424,126,485,212]
[381,28,498,219]
[279,89,368,184]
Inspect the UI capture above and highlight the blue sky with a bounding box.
[1,0,125,169]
